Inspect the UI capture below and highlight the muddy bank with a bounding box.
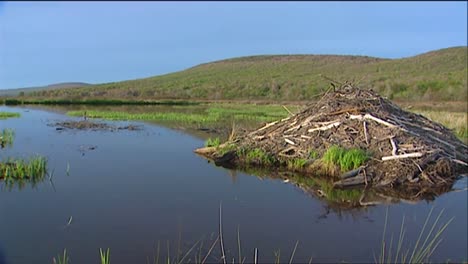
[195,83,467,199]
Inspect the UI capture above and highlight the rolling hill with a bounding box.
[0,82,91,97]
[23,46,468,102]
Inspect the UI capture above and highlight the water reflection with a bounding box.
[0,105,466,263]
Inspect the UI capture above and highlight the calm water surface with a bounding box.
[0,106,466,263]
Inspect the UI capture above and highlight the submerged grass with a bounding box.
[322,145,368,172]
[0,156,47,182]
[0,111,20,119]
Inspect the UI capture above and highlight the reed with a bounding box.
[377,207,453,264]
[0,111,20,119]
[0,128,15,147]
[0,156,47,182]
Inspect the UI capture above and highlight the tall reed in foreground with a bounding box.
[377,207,453,264]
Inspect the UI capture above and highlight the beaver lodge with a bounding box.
[195,83,467,202]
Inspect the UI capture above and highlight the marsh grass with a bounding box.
[53,249,70,264]
[205,137,221,148]
[322,145,368,172]
[413,110,468,142]
[238,147,276,166]
[0,128,15,147]
[0,111,20,119]
[377,207,453,264]
[0,156,47,182]
[99,248,111,264]
[66,103,290,125]
[286,158,308,170]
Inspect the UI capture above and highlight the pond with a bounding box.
[0,105,466,263]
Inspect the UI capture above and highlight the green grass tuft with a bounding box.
[322,145,368,172]
[0,128,15,147]
[205,137,221,148]
[0,111,20,119]
[238,147,276,166]
[287,158,308,170]
[0,156,48,182]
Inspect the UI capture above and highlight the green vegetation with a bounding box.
[286,158,308,170]
[0,156,47,182]
[18,47,467,102]
[308,149,320,159]
[322,145,369,172]
[99,248,111,264]
[238,147,276,166]
[53,249,70,264]
[0,111,20,119]
[218,143,237,156]
[66,103,290,125]
[3,98,200,106]
[412,110,468,142]
[0,128,15,147]
[378,207,453,264]
[205,137,221,148]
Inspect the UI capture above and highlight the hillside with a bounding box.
[26,47,467,102]
[0,82,91,97]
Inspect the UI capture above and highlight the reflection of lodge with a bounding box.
[222,166,460,211]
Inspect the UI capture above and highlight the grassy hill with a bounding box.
[25,46,467,102]
[0,82,90,97]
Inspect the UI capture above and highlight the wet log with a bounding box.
[333,175,371,188]
[340,166,366,179]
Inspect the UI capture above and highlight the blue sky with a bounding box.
[0,1,466,89]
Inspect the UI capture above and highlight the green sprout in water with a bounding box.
[0,156,47,182]
[0,112,20,119]
[0,128,15,147]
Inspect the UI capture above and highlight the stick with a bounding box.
[452,159,468,166]
[308,121,341,133]
[390,137,398,156]
[363,121,369,145]
[284,138,295,145]
[381,152,424,161]
[349,114,397,128]
[300,135,312,139]
[249,120,279,135]
[282,105,294,116]
[340,166,365,179]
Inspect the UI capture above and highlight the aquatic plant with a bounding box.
[0,156,47,181]
[53,249,70,264]
[0,111,20,119]
[0,128,15,147]
[66,103,289,125]
[99,248,111,264]
[322,145,368,172]
[377,207,453,264]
